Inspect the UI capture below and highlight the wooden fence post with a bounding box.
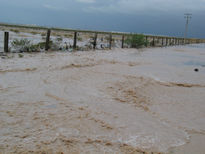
[121,35,124,48]
[166,38,168,46]
[152,37,155,46]
[73,31,77,49]
[4,32,9,52]
[109,33,112,49]
[93,33,97,50]
[45,29,51,51]
[145,36,148,47]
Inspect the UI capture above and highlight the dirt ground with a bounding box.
[0,46,205,154]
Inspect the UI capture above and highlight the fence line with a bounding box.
[1,23,205,52]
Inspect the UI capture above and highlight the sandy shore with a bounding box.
[0,46,205,153]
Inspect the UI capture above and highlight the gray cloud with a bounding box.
[43,4,66,11]
[84,0,205,14]
[0,0,204,38]
[76,0,96,3]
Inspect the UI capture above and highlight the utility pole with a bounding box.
[184,13,192,42]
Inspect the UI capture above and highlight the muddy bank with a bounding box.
[0,46,205,153]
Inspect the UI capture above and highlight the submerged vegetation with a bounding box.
[9,34,147,53]
[125,34,148,48]
[11,39,54,52]
[11,39,34,52]
[11,38,71,52]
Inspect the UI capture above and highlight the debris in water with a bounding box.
[194,68,199,72]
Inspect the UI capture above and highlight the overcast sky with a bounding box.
[0,0,205,38]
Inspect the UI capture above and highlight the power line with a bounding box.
[184,13,192,39]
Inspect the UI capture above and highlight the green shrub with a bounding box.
[37,41,53,49]
[77,37,83,41]
[37,42,46,49]
[29,44,40,52]
[30,31,39,35]
[11,39,31,52]
[11,39,40,52]
[18,54,24,58]
[41,32,46,36]
[64,34,73,38]
[56,37,63,42]
[10,29,20,33]
[125,34,148,48]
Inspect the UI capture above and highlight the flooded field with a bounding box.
[0,45,205,153]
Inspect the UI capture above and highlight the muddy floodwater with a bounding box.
[0,45,205,154]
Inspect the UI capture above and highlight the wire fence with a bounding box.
[0,24,205,53]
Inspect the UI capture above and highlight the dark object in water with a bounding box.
[194,68,199,72]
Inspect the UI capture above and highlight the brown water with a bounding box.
[0,46,205,153]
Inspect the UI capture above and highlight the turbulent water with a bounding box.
[0,46,205,153]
